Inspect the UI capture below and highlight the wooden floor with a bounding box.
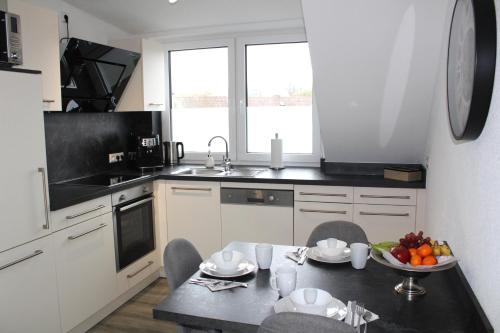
[88,278,177,333]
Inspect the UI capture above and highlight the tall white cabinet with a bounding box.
[0,70,51,253]
[0,70,60,333]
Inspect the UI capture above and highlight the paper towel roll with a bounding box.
[270,133,284,169]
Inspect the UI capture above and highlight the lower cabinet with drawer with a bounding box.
[117,250,159,295]
[353,204,416,243]
[51,195,112,231]
[53,212,118,333]
[294,201,353,246]
[0,235,61,333]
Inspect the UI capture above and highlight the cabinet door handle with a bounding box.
[68,223,107,240]
[171,187,212,192]
[300,208,347,214]
[38,168,50,230]
[148,103,164,106]
[359,212,410,217]
[360,194,411,199]
[299,192,347,197]
[0,250,43,271]
[43,99,55,103]
[127,261,154,278]
[66,205,106,219]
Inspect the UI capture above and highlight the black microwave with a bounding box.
[0,11,22,66]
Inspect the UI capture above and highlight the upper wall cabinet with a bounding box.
[7,0,62,111]
[111,38,166,112]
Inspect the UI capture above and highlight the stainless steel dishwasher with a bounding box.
[220,187,294,246]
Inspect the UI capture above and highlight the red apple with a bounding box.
[391,246,411,264]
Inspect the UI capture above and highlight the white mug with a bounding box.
[255,243,273,269]
[270,264,297,297]
[350,243,369,269]
[222,250,233,262]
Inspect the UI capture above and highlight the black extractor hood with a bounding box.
[60,38,141,112]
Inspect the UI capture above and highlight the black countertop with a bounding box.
[49,165,426,211]
[153,242,492,333]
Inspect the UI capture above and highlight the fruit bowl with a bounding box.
[371,245,457,300]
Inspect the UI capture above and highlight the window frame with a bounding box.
[164,34,320,165]
[164,39,237,163]
[236,34,321,164]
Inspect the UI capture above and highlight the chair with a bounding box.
[258,313,356,333]
[163,238,203,290]
[306,221,368,247]
[164,239,217,333]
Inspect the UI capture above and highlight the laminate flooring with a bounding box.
[88,278,176,333]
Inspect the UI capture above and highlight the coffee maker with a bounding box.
[135,134,163,170]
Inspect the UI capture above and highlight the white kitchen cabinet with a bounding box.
[54,213,118,332]
[0,235,61,333]
[353,204,416,243]
[294,185,353,203]
[111,38,166,111]
[117,250,160,295]
[50,195,112,232]
[354,187,417,206]
[0,71,51,253]
[166,181,221,258]
[294,201,353,246]
[7,0,61,111]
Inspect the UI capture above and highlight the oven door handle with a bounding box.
[118,197,154,212]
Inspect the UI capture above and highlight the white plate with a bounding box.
[306,247,351,264]
[200,259,257,278]
[274,295,347,320]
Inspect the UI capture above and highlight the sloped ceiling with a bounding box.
[62,0,304,35]
[303,0,453,163]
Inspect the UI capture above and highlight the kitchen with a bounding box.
[0,0,498,332]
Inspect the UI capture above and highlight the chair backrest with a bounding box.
[258,313,356,333]
[163,238,203,290]
[306,221,368,247]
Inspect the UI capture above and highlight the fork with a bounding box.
[355,303,365,333]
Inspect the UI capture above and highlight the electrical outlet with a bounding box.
[109,152,124,164]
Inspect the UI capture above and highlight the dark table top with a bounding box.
[49,165,425,211]
[153,242,492,333]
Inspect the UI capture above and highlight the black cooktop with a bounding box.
[61,174,150,187]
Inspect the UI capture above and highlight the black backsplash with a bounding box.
[44,111,162,184]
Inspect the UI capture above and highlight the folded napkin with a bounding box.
[286,247,308,265]
[189,278,248,292]
[344,301,379,326]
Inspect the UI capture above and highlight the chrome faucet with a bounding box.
[208,136,231,172]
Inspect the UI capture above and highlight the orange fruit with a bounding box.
[410,255,422,266]
[409,248,417,256]
[417,244,432,257]
[422,256,437,266]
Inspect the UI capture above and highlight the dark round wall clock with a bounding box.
[447,0,497,140]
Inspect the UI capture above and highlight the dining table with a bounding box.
[153,241,493,333]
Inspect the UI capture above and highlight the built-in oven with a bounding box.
[112,182,155,271]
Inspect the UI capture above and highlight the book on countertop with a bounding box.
[384,166,423,182]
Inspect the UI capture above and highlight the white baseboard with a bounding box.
[68,270,162,333]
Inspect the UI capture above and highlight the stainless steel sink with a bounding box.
[172,167,266,177]
[174,168,225,176]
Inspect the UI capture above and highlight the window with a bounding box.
[169,47,229,153]
[245,42,313,154]
[166,35,319,164]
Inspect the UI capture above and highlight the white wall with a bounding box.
[10,0,130,45]
[302,0,450,163]
[424,1,500,329]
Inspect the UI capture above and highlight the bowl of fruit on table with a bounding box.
[371,231,458,300]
